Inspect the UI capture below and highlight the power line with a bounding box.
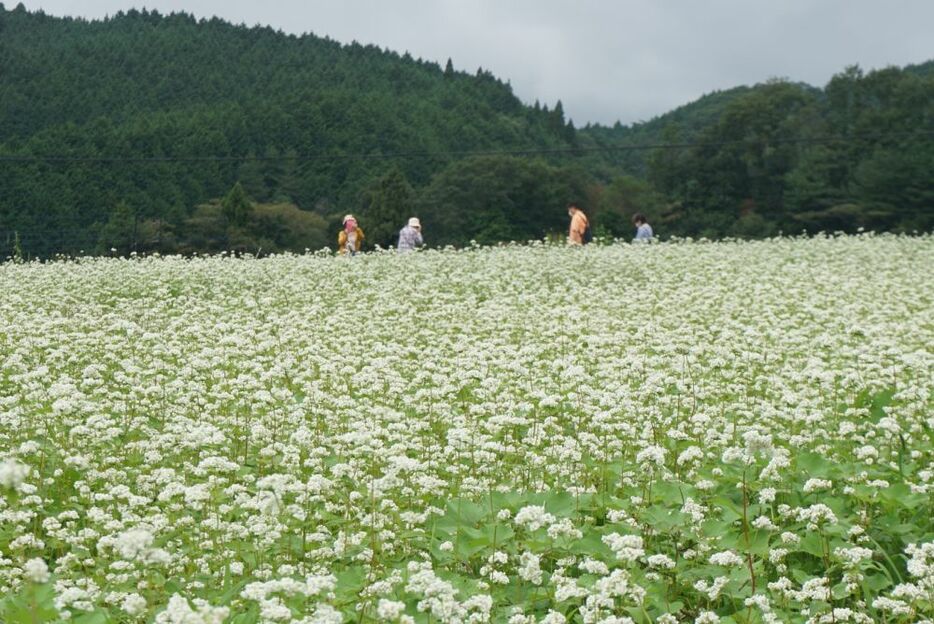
[0,131,932,165]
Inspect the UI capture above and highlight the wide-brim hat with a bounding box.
[408,217,421,229]
[342,214,356,225]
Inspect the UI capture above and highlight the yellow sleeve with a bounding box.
[338,231,347,248]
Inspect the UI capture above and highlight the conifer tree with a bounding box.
[222,182,252,226]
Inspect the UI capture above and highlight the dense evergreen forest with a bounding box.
[0,4,931,257]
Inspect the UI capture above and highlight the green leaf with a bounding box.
[870,387,896,423]
[1,584,59,624]
[798,532,826,559]
[747,529,771,557]
[487,523,514,547]
[336,565,367,594]
[701,519,734,539]
[543,491,578,517]
[490,491,526,511]
[832,582,849,600]
[653,480,688,506]
[568,531,613,558]
[710,496,743,523]
[863,573,892,592]
[447,499,487,525]
[797,452,833,478]
[881,483,925,510]
[229,605,261,624]
[73,610,108,624]
[455,534,488,560]
[642,505,681,532]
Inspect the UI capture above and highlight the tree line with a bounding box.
[0,4,931,257]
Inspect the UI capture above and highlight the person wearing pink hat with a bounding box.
[338,215,365,255]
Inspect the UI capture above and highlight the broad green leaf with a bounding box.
[73,611,108,624]
[797,452,833,478]
[798,532,827,559]
[747,529,771,557]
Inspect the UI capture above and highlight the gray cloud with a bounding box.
[20,0,934,125]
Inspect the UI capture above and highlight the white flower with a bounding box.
[602,533,644,563]
[751,515,778,531]
[578,558,610,575]
[113,528,155,560]
[677,446,703,466]
[122,593,147,616]
[539,610,566,624]
[23,558,50,583]
[803,478,832,493]
[636,445,667,467]
[547,518,583,540]
[834,546,874,567]
[154,595,229,624]
[1,236,931,619]
[0,458,30,489]
[647,554,675,569]
[709,550,745,567]
[794,503,838,527]
[376,599,406,621]
[514,505,555,532]
[758,488,777,504]
[518,552,543,585]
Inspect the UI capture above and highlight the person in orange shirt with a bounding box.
[567,203,591,245]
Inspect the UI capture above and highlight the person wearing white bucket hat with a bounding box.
[397,217,424,253]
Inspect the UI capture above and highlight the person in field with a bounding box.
[567,203,591,245]
[397,217,424,253]
[632,213,653,242]
[338,215,365,255]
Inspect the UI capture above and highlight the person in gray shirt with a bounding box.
[397,217,424,253]
[632,213,653,242]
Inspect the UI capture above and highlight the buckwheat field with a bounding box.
[1,235,932,624]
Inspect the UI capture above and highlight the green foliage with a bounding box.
[11,231,23,262]
[98,201,138,253]
[179,199,327,254]
[0,6,572,256]
[588,69,933,240]
[0,581,59,623]
[360,168,416,248]
[595,175,664,236]
[419,156,592,245]
[222,182,253,227]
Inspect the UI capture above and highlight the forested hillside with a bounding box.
[0,4,579,254]
[0,3,931,256]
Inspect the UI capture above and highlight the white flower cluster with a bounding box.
[0,235,931,620]
[0,458,30,490]
[513,506,556,532]
[602,534,644,564]
[154,595,229,624]
[872,540,934,618]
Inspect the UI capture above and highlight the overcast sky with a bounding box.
[18,0,934,125]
